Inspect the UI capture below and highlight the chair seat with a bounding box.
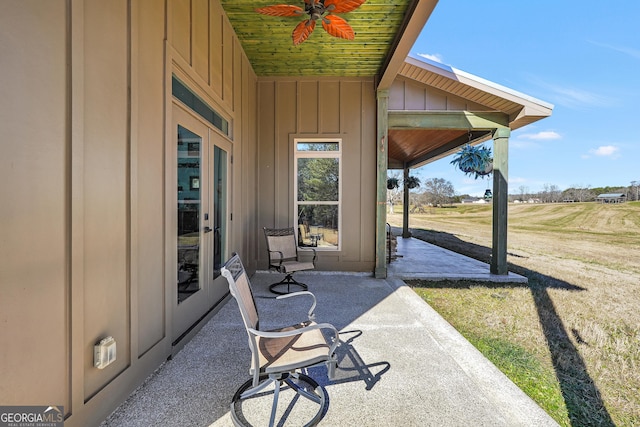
[254,322,331,375]
[281,261,315,273]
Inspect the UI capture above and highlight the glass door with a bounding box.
[172,104,230,340]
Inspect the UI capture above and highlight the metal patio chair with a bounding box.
[220,253,339,427]
[264,227,317,295]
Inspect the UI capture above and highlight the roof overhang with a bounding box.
[387,55,554,169]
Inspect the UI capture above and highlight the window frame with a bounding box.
[293,138,342,251]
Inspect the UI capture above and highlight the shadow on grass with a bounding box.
[403,228,615,427]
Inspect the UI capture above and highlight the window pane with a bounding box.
[213,146,227,273]
[172,75,229,136]
[297,142,339,151]
[297,158,339,201]
[177,125,201,303]
[298,205,338,248]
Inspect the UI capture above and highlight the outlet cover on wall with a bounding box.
[94,336,117,369]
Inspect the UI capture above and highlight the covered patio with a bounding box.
[101,239,555,427]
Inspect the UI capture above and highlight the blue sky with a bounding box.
[408,0,640,197]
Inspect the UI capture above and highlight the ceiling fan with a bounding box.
[256,0,366,46]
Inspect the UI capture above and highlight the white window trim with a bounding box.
[294,138,342,251]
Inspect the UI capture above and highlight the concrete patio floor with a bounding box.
[389,235,528,283]
[101,238,556,426]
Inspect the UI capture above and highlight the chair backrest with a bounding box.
[264,227,298,261]
[220,253,259,331]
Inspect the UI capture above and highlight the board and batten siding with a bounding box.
[390,76,492,112]
[257,78,377,272]
[0,0,257,426]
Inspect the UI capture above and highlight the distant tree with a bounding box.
[386,171,402,213]
[592,186,626,195]
[423,177,455,207]
[563,184,594,202]
[540,183,562,203]
[518,185,529,202]
[631,181,639,201]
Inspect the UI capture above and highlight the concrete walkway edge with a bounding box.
[386,277,558,426]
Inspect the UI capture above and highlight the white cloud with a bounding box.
[416,53,444,63]
[550,85,613,109]
[588,40,640,59]
[527,76,614,109]
[589,145,619,157]
[518,131,561,140]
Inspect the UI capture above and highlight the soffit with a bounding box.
[220,0,417,77]
[399,55,554,129]
[388,56,554,168]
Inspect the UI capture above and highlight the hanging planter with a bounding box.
[405,175,421,189]
[387,177,399,190]
[450,144,493,180]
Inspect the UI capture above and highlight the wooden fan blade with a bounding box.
[321,14,355,40]
[256,5,303,17]
[292,20,316,45]
[324,0,366,14]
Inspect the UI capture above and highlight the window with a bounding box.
[172,75,229,136]
[294,139,341,250]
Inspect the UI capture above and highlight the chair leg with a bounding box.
[231,373,328,427]
[269,273,308,295]
[269,378,281,427]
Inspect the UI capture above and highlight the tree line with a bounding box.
[514,182,640,203]
[387,171,640,209]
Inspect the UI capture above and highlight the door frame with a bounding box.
[169,102,232,342]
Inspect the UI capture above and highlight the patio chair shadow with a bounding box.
[405,229,615,427]
[307,329,391,391]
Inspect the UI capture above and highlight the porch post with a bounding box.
[402,165,411,238]
[491,127,510,274]
[375,90,389,278]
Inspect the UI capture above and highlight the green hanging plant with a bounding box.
[450,144,493,180]
[405,175,421,189]
[387,177,399,190]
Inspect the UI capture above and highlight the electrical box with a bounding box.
[94,336,117,369]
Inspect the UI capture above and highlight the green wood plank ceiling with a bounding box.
[220,0,416,77]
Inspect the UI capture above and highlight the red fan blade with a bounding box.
[256,5,304,17]
[292,19,316,45]
[321,14,355,40]
[324,0,366,14]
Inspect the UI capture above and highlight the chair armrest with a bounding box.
[308,247,317,264]
[247,323,340,355]
[267,250,284,268]
[277,291,317,321]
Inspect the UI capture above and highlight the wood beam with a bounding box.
[389,111,510,130]
[491,127,510,275]
[377,0,439,90]
[375,90,389,278]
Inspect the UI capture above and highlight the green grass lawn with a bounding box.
[393,201,640,426]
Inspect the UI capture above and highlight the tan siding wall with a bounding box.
[82,0,130,400]
[257,78,376,271]
[0,0,69,410]
[210,2,224,99]
[1,0,257,425]
[171,0,191,64]
[135,0,166,358]
[193,0,210,82]
[390,77,490,111]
